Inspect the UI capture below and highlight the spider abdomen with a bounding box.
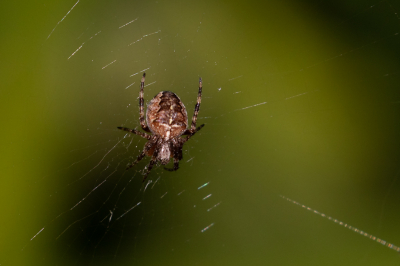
[146,91,188,139]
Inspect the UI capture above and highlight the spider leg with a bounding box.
[188,77,203,133]
[117,126,151,140]
[126,152,146,171]
[164,158,180,172]
[139,73,151,133]
[182,124,205,143]
[126,140,154,170]
[142,143,162,182]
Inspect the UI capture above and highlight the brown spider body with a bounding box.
[118,73,204,181]
[146,91,188,140]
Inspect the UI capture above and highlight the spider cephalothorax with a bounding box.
[118,73,204,181]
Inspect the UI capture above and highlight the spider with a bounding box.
[118,73,204,182]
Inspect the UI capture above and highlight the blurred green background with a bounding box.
[1,0,400,265]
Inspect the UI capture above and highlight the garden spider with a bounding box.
[118,73,204,181]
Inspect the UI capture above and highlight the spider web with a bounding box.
[2,0,400,265]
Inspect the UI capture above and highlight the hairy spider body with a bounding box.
[118,73,204,181]
[146,91,188,164]
[146,91,188,139]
